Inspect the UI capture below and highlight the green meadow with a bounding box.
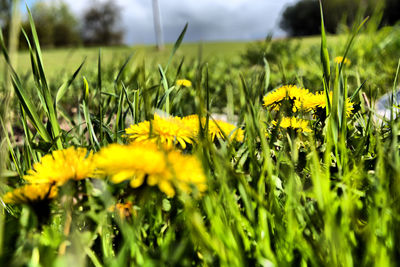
[9,42,249,74]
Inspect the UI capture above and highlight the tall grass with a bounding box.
[0,0,21,257]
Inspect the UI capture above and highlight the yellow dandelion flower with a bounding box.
[334,56,351,65]
[302,91,354,117]
[176,79,192,87]
[166,150,207,194]
[95,143,167,185]
[124,120,151,142]
[208,120,244,142]
[272,117,312,133]
[302,91,331,111]
[2,183,58,204]
[125,114,194,149]
[345,98,355,117]
[181,114,205,137]
[24,147,96,186]
[263,85,311,110]
[95,143,207,197]
[182,115,244,142]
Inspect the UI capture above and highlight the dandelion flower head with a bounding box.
[125,114,194,149]
[263,85,311,111]
[345,98,354,117]
[95,143,207,197]
[302,91,354,117]
[24,147,96,186]
[176,79,192,87]
[182,115,244,142]
[334,56,351,65]
[208,120,244,142]
[272,117,312,133]
[181,114,205,134]
[3,183,58,204]
[302,91,332,110]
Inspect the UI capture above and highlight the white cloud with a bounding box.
[42,0,298,44]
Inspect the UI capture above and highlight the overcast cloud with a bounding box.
[36,0,298,44]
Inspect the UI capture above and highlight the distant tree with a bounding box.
[322,0,362,33]
[280,0,397,36]
[27,2,55,46]
[22,1,81,47]
[0,0,12,34]
[52,3,81,47]
[280,0,320,36]
[81,0,123,46]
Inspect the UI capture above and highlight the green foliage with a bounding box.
[0,0,12,30]
[21,1,81,48]
[242,28,400,100]
[81,0,123,46]
[280,0,321,36]
[281,0,398,36]
[3,0,123,48]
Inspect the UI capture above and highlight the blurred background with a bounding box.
[0,0,399,49]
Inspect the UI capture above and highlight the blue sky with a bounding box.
[24,0,298,44]
[26,0,35,5]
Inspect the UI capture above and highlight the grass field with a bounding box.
[8,35,337,74]
[8,41,249,75]
[1,10,400,267]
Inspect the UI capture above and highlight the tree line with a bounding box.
[280,0,400,36]
[0,0,124,48]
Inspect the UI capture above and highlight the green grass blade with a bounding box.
[0,117,22,178]
[26,6,44,71]
[134,89,139,124]
[26,6,63,149]
[114,53,134,85]
[1,27,49,143]
[158,64,170,114]
[56,59,86,106]
[83,101,100,150]
[350,80,366,101]
[165,23,188,73]
[10,76,52,143]
[391,58,400,123]
[98,49,104,144]
[114,85,125,142]
[122,83,135,120]
[338,17,369,76]
[82,77,99,149]
[319,0,330,97]
[19,105,38,164]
